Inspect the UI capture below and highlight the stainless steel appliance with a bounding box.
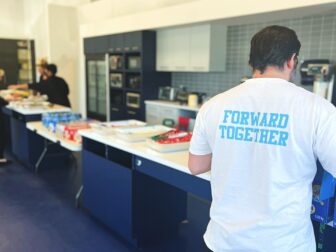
[110,55,123,70]
[86,54,109,121]
[176,90,189,105]
[110,73,123,88]
[158,86,179,101]
[127,56,141,69]
[300,60,336,104]
[126,75,141,89]
[126,92,141,108]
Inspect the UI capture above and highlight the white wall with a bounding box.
[79,0,336,38]
[0,0,27,39]
[78,0,196,25]
[48,4,80,111]
[24,0,49,59]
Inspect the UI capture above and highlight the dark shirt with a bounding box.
[30,76,71,107]
[0,96,7,106]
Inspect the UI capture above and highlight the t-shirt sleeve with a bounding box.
[189,106,212,155]
[314,99,336,177]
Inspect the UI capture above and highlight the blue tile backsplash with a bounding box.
[172,12,336,97]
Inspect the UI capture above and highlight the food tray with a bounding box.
[146,139,190,152]
[115,125,171,142]
[90,120,146,135]
[146,130,192,152]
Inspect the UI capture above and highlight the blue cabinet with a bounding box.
[134,156,212,201]
[84,36,109,54]
[10,111,44,169]
[81,137,188,247]
[83,149,133,242]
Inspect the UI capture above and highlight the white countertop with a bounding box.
[26,121,82,152]
[145,100,201,112]
[79,129,210,181]
[7,104,71,115]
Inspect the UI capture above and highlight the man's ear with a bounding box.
[287,53,296,70]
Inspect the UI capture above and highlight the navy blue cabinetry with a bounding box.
[108,34,123,53]
[134,156,212,201]
[84,35,109,54]
[84,30,171,121]
[82,149,133,242]
[82,138,134,243]
[81,137,188,247]
[7,109,71,171]
[10,111,44,169]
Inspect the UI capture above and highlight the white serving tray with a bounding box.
[146,139,190,153]
[90,120,146,135]
[115,125,171,142]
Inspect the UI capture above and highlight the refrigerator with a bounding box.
[86,54,110,121]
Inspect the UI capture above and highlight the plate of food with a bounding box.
[115,125,172,142]
[146,129,192,152]
[90,120,146,135]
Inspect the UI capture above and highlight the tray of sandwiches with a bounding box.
[146,129,192,152]
[115,125,172,142]
[90,120,146,135]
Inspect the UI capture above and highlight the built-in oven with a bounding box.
[127,56,141,69]
[126,92,140,108]
[110,73,123,88]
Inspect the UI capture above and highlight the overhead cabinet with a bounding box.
[156,24,227,72]
[84,36,109,54]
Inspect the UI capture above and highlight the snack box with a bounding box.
[146,129,192,152]
[115,125,172,142]
[63,121,93,143]
[311,184,335,224]
[311,162,336,224]
[90,120,146,135]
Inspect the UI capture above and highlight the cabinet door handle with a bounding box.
[111,107,119,112]
[132,46,139,51]
[127,110,136,115]
[136,159,142,166]
[116,47,122,52]
[124,47,130,51]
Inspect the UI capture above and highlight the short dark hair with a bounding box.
[46,64,57,75]
[249,25,301,73]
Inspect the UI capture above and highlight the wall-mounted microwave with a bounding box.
[110,73,123,88]
[127,56,141,69]
[126,92,140,108]
[110,55,123,70]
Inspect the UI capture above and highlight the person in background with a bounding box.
[0,69,6,89]
[188,25,336,252]
[0,69,10,166]
[9,64,71,108]
[35,58,48,83]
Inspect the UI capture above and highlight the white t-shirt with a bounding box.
[190,78,336,252]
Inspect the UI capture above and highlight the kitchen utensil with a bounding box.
[158,86,179,101]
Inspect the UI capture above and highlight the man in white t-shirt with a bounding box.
[188,25,336,252]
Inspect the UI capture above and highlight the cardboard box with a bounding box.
[311,162,336,224]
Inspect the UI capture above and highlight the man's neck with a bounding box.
[252,67,290,81]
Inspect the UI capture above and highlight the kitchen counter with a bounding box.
[27,121,82,152]
[79,128,211,245]
[6,104,71,115]
[4,104,71,169]
[79,129,210,181]
[145,100,201,112]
